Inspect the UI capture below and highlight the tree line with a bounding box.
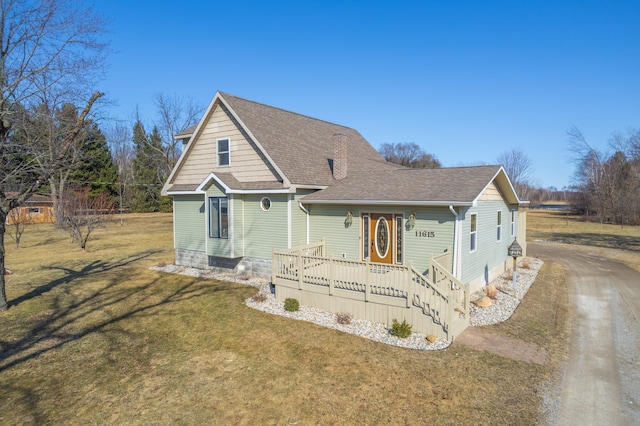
[0,0,202,311]
[568,126,640,225]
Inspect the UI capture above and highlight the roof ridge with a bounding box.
[219,91,356,132]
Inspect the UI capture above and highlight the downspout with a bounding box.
[242,195,245,256]
[287,195,292,249]
[298,202,309,244]
[449,205,460,278]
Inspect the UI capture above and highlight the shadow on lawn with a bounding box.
[0,251,225,375]
[9,250,161,308]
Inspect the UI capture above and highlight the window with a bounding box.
[260,197,271,211]
[217,138,230,166]
[28,207,40,214]
[470,213,477,252]
[497,211,502,242]
[511,210,516,236]
[362,215,370,260]
[395,215,403,264]
[209,197,228,238]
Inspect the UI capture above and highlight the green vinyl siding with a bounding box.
[242,194,289,258]
[308,204,360,260]
[460,200,514,283]
[173,195,206,251]
[307,205,455,273]
[291,190,315,246]
[403,207,456,274]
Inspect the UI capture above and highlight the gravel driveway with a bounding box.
[529,242,640,426]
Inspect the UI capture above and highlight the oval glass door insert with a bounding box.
[375,217,390,258]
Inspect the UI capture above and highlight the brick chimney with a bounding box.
[333,133,348,180]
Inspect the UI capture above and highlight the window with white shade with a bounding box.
[470,213,477,252]
[217,138,230,166]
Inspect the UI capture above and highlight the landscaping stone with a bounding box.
[474,296,493,307]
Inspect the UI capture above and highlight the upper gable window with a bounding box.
[217,138,230,167]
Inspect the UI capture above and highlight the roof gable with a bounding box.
[163,93,284,194]
[163,91,400,195]
[219,92,399,186]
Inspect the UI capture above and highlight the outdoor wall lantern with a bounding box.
[345,210,354,226]
[408,212,417,228]
[507,238,523,291]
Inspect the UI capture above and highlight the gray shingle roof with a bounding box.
[174,125,196,139]
[213,173,288,191]
[220,92,401,186]
[166,183,199,192]
[301,165,508,205]
[167,92,522,205]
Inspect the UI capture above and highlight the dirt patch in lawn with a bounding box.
[455,328,548,365]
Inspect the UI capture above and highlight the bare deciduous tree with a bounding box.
[496,148,535,200]
[0,0,107,311]
[568,125,640,225]
[60,188,113,250]
[105,122,134,217]
[153,93,202,175]
[379,142,441,168]
[5,207,34,248]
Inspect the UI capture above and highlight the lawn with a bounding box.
[527,209,640,271]
[1,213,569,424]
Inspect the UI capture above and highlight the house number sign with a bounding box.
[415,231,435,238]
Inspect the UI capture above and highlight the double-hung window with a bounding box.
[209,197,228,238]
[217,138,230,166]
[496,211,502,242]
[511,210,516,237]
[470,213,477,252]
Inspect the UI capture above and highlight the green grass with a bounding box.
[0,213,571,424]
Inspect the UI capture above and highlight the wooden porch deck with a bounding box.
[272,240,469,341]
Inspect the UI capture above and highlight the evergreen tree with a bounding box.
[131,122,171,212]
[69,121,119,201]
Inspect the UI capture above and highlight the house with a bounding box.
[6,194,55,225]
[162,91,527,340]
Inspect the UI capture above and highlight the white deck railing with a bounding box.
[272,240,469,340]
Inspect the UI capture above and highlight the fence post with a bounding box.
[271,249,276,285]
[405,262,411,308]
[365,257,370,302]
[464,283,470,318]
[446,284,453,340]
[298,252,303,290]
[329,255,334,295]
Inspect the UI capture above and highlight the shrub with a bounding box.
[335,312,352,325]
[157,261,167,267]
[390,319,412,338]
[284,298,300,312]
[250,292,267,303]
[521,257,531,269]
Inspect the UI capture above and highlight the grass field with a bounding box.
[527,209,640,271]
[0,213,572,424]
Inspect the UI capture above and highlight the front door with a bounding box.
[369,213,393,264]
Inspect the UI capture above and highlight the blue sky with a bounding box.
[95,0,640,189]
